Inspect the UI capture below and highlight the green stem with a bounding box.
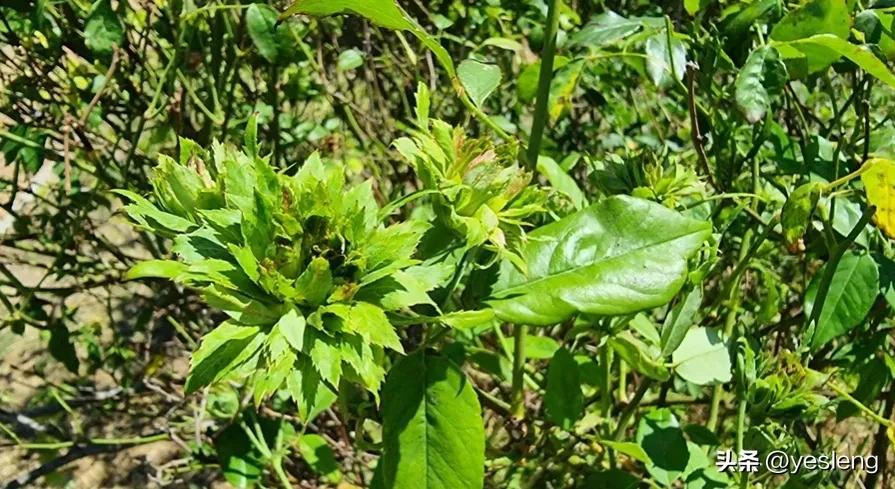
[525,0,562,168]
[510,0,562,419]
[510,323,528,419]
[829,382,893,427]
[611,379,653,441]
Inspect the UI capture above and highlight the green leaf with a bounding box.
[536,156,586,209]
[458,59,502,108]
[645,30,687,88]
[684,0,710,16]
[488,196,711,326]
[283,0,414,31]
[861,158,895,237]
[84,0,123,56]
[338,48,365,71]
[298,434,341,483]
[877,255,895,310]
[114,190,196,233]
[278,308,307,352]
[671,327,732,385]
[246,4,281,63]
[660,288,702,358]
[381,352,485,489]
[346,302,404,353]
[126,260,187,280]
[775,34,895,85]
[599,440,652,464]
[735,46,787,123]
[571,11,657,47]
[501,334,560,359]
[770,0,850,43]
[438,309,496,330]
[187,323,264,394]
[49,325,79,374]
[283,0,455,75]
[781,182,824,249]
[215,422,264,488]
[544,348,583,430]
[309,335,343,387]
[294,257,333,307]
[806,252,880,350]
[636,409,690,486]
[609,332,671,381]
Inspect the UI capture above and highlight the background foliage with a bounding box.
[2,0,895,488]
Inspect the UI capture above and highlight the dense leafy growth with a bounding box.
[3,0,895,488]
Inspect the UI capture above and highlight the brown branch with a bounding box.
[686,62,718,190]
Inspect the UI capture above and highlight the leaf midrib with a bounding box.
[494,225,707,297]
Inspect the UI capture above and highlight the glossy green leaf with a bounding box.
[381,352,484,489]
[770,0,849,43]
[671,327,731,385]
[735,46,787,123]
[660,288,702,357]
[246,4,281,63]
[458,60,502,107]
[488,195,711,326]
[283,0,455,75]
[283,0,413,30]
[775,34,895,86]
[544,348,583,429]
[806,253,880,350]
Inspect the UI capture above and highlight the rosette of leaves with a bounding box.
[116,126,439,411]
[393,84,548,269]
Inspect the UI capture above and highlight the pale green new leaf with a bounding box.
[671,328,731,385]
[347,303,404,353]
[278,308,308,352]
[458,60,501,107]
[488,196,711,326]
[381,352,485,489]
[126,260,187,280]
